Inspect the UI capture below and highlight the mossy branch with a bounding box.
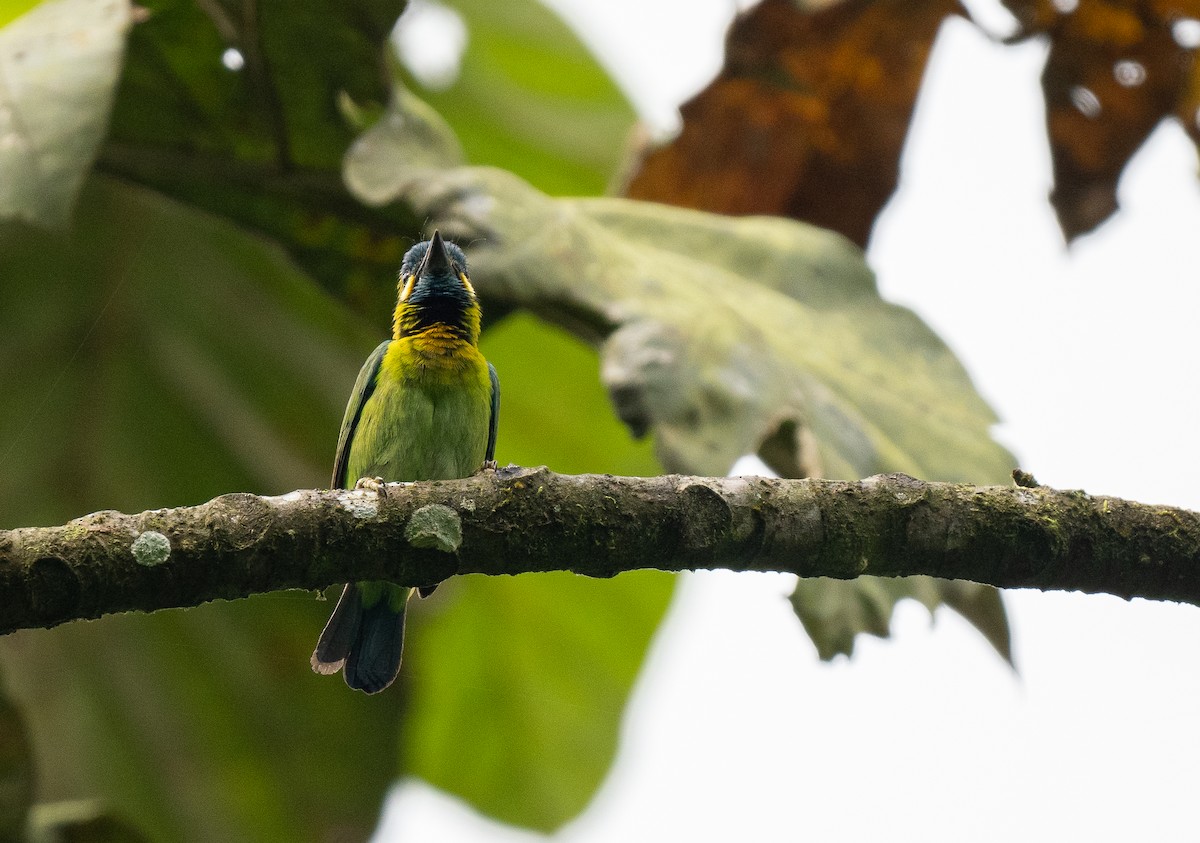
[1,466,1197,633]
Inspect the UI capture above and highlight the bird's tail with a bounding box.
[311,582,411,694]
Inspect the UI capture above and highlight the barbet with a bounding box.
[311,231,499,693]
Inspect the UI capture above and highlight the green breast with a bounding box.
[347,353,492,483]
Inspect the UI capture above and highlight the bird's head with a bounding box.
[393,231,480,342]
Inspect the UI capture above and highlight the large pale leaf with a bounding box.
[480,312,660,478]
[351,164,1015,662]
[343,84,465,206]
[577,202,1015,663]
[0,2,42,28]
[0,0,131,226]
[394,0,635,196]
[357,166,1014,483]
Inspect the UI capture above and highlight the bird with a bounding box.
[311,231,499,693]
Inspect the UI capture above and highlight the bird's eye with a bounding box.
[399,274,417,301]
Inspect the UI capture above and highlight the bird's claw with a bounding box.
[481,460,499,472]
[354,476,389,498]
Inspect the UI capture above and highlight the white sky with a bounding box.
[383,2,1200,840]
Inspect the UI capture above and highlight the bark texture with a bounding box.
[1,467,1197,633]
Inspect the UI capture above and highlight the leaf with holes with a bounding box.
[1005,0,1200,239]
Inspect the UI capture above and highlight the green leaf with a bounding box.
[788,576,939,660]
[404,570,672,831]
[396,0,635,195]
[28,801,154,842]
[397,312,670,830]
[8,600,404,843]
[0,176,364,523]
[790,574,1012,666]
[97,0,416,317]
[0,177,674,837]
[0,672,34,840]
[0,177,396,842]
[0,0,132,227]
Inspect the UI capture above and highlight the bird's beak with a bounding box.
[420,230,452,277]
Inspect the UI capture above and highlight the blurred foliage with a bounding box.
[393,0,636,196]
[0,673,33,840]
[405,314,669,832]
[0,177,354,524]
[405,569,670,829]
[792,576,1011,664]
[624,0,1200,244]
[0,177,402,841]
[0,0,132,227]
[0,0,1033,838]
[27,802,151,843]
[0,0,668,839]
[98,0,415,320]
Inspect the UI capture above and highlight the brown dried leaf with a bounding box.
[1007,0,1197,238]
[628,0,1200,247]
[623,0,961,247]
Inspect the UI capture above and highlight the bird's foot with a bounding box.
[480,460,499,472]
[355,476,389,498]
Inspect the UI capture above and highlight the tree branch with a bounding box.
[2,467,1198,633]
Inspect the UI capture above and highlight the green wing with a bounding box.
[486,362,500,462]
[331,340,390,489]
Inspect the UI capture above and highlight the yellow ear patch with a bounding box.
[399,274,416,301]
[459,272,475,296]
